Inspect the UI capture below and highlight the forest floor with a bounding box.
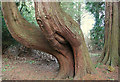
[2,52,118,80]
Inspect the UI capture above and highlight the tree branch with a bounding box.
[2,2,55,54]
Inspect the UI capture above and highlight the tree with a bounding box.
[98,2,120,66]
[2,2,95,79]
[2,2,36,53]
[119,2,120,58]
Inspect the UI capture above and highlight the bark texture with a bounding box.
[98,2,120,66]
[2,2,95,79]
[118,2,120,62]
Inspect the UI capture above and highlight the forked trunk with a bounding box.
[2,2,95,79]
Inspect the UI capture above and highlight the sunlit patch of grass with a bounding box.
[107,66,115,72]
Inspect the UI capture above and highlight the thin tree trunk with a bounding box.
[118,2,120,62]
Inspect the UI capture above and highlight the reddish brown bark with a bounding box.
[35,2,95,79]
[2,2,95,79]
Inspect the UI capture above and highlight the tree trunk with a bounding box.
[98,2,120,66]
[2,2,95,79]
[118,2,120,64]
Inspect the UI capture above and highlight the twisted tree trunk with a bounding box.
[2,2,95,79]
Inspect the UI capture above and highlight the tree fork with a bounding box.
[2,2,75,78]
[2,2,96,79]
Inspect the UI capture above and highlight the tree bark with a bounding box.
[118,2,120,63]
[98,2,120,66]
[2,2,74,79]
[2,2,95,79]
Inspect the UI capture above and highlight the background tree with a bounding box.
[98,2,120,66]
[2,2,95,79]
[118,2,120,57]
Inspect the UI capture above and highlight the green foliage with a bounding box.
[18,2,38,26]
[85,2,105,50]
[61,2,105,50]
[60,2,82,24]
